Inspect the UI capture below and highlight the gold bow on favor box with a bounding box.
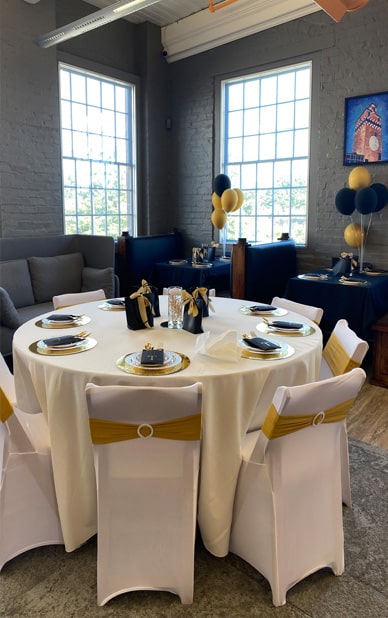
[182,290,199,316]
[191,287,215,313]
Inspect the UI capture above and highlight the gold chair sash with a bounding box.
[0,388,13,423]
[323,332,359,376]
[262,398,356,440]
[89,413,201,444]
[182,290,199,316]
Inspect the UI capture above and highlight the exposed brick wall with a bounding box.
[167,0,388,270]
[1,0,387,271]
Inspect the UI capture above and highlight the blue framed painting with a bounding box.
[343,91,388,165]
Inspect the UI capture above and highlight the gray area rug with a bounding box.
[0,439,386,617]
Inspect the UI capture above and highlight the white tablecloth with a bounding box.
[13,296,322,556]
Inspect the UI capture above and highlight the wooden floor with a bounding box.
[347,353,388,449]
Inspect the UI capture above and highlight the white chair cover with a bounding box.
[318,319,369,506]
[271,296,324,324]
[85,382,202,606]
[52,288,106,309]
[0,386,63,572]
[0,354,50,455]
[229,368,366,607]
[319,319,369,380]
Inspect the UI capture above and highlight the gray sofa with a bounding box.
[0,234,117,357]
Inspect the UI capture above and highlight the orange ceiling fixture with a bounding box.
[209,0,239,13]
[314,0,369,22]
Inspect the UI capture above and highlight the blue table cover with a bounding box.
[155,260,231,293]
[285,270,388,339]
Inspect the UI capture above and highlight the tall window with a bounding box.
[220,62,311,245]
[59,63,137,236]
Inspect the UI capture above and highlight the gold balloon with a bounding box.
[211,192,222,209]
[348,166,371,191]
[211,209,227,230]
[232,188,244,211]
[221,188,238,213]
[344,223,363,248]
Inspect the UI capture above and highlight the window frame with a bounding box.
[215,56,319,249]
[58,55,139,237]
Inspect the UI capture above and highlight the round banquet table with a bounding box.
[13,296,322,556]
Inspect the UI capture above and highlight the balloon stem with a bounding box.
[222,225,227,258]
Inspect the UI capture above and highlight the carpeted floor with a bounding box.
[0,439,386,617]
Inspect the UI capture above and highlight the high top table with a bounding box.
[13,296,322,556]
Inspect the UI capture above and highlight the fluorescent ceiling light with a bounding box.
[34,0,162,48]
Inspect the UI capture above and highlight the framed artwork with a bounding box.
[343,91,388,165]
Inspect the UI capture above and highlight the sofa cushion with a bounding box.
[28,253,84,303]
[81,266,115,298]
[0,287,21,328]
[0,259,35,308]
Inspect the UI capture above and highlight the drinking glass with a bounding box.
[167,286,183,329]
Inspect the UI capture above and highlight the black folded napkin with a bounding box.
[46,314,78,321]
[140,348,164,365]
[249,304,276,312]
[107,298,125,305]
[243,337,281,351]
[42,335,85,347]
[269,320,303,329]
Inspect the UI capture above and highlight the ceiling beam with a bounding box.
[162,0,322,63]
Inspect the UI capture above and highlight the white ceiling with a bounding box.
[81,0,324,62]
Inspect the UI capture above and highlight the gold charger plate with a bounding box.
[256,322,315,337]
[30,338,97,356]
[117,350,190,375]
[239,306,287,317]
[338,279,369,286]
[192,263,213,269]
[240,342,294,361]
[99,300,126,311]
[36,315,91,329]
[362,269,387,276]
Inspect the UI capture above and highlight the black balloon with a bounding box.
[335,187,356,215]
[355,187,378,214]
[370,182,388,212]
[214,174,231,197]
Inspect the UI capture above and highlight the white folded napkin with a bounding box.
[194,330,239,362]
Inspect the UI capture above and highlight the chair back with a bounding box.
[320,318,369,379]
[52,288,106,309]
[85,382,202,606]
[230,368,366,606]
[271,296,323,324]
[252,368,365,469]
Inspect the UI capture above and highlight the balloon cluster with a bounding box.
[335,166,388,248]
[210,174,244,230]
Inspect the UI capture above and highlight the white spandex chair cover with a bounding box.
[229,368,366,607]
[0,354,50,455]
[52,288,106,309]
[271,296,324,325]
[318,319,369,506]
[0,385,63,572]
[85,382,202,606]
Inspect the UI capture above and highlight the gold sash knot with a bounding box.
[89,413,201,444]
[262,398,355,440]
